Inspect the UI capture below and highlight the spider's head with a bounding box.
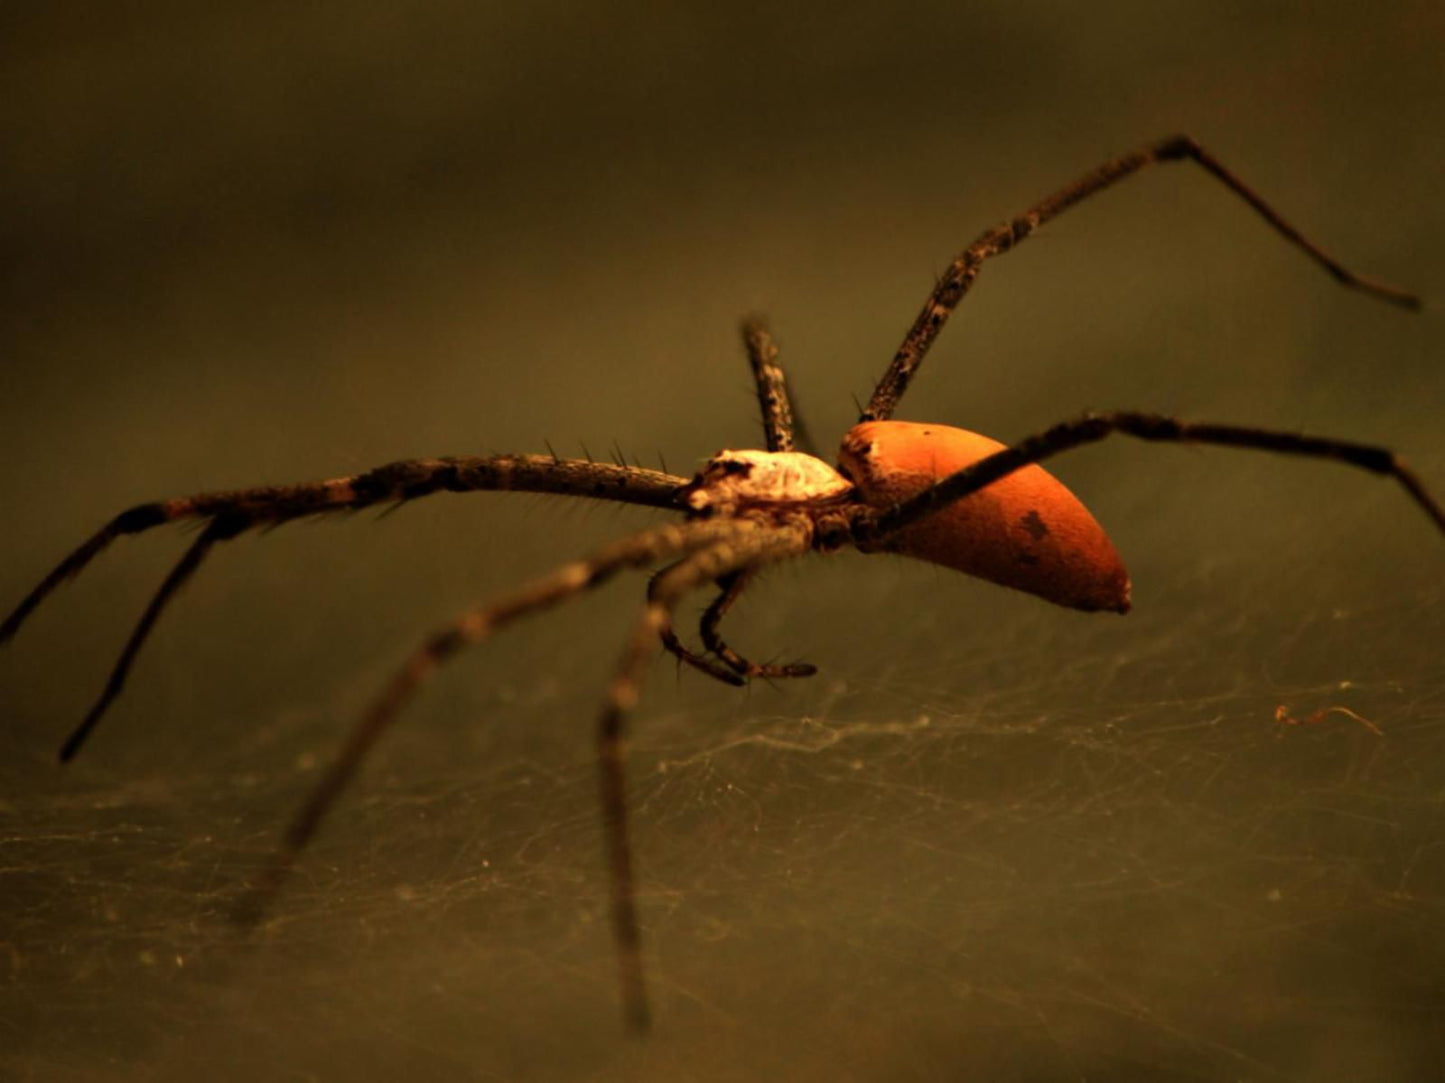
[681,449,853,515]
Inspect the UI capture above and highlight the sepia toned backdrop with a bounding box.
[2,3,1443,1079]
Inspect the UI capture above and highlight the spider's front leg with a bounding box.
[2,454,687,760]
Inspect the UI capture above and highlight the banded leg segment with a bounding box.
[594,516,815,1032]
[743,318,814,455]
[862,134,1422,424]
[859,411,1445,543]
[1,455,686,646]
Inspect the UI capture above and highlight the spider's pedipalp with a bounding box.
[236,515,758,933]
[652,567,818,683]
[651,566,747,686]
[858,411,1445,556]
[698,569,816,679]
[862,134,1421,424]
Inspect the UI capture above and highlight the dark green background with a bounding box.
[3,3,1443,1079]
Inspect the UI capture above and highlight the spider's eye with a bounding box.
[719,459,753,478]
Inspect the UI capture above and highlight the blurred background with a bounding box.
[2,2,1443,1079]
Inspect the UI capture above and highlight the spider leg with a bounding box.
[858,411,1445,545]
[5,457,688,757]
[235,512,810,1033]
[742,317,815,455]
[58,513,248,762]
[862,134,1421,423]
[651,567,818,683]
[234,516,756,926]
[1,456,685,646]
[651,566,746,686]
[699,570,817,679]
[594,517,814,1032]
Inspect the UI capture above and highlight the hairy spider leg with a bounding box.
[652,566,818,682]
[1,456,688,759]
[234,516,757,927]
[596,515,815,1032]
[862,133,1422,425]
[58,513,247,762]
[856,411,1445,547]
[652,565,746,686]
[700,569,817,679]
[743,316,807,455]
[230,513,811,1034]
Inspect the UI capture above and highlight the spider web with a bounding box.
[3,505,1443,1081]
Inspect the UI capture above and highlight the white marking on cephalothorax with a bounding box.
[683,450,853,512]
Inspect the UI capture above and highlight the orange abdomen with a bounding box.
[839,421,1131,613]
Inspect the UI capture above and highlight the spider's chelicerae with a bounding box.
[6,135,1444,1032]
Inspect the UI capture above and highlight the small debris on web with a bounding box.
[1274,704,1383,737]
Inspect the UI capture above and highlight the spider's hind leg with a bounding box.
[866,411,1445,547]
[862,134,1421,424]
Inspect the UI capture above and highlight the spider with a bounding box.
[5,134,1442,1033]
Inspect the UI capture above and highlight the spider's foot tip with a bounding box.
[755,660,817,679]
[1371,284,1424,311]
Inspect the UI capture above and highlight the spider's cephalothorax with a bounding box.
[6,134,1441,1034]
[680,449,853,514]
